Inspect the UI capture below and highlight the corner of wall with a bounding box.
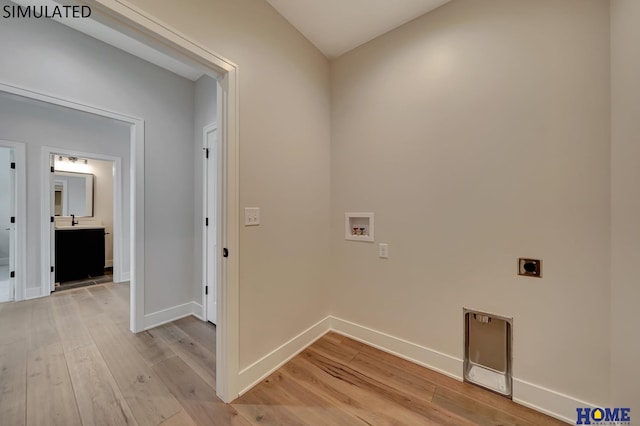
[143,301,202,330]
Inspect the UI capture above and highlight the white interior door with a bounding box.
[0,147,15,302]
[8,149,16,301]
[49,155,55,292]
[204,125,218,324]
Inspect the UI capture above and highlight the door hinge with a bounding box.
[206,148,210,159]
[51,216,54,223]
[205,286,208,295]
[205,218,209,227]
[50,166,55,173]
[10,162,15,169]
[223,248,229,258]
[51,266,54,273]
[10,271,15,278]
[10,217,15,224]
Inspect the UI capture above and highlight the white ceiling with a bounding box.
[265,0,451,58]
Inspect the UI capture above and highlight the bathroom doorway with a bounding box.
[47,150,124,292]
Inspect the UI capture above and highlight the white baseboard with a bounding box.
[513,379,597,424]
[25,287,43,300]
[331,317,464,381]
[191,302,204,320]
[120,272,131,282]
[105,259,113,268]
[331,317,601,423]
[238,316,332,395]
[143,301,202,330]
[235,315,601,424]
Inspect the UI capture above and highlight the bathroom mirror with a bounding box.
[54,171,94,217]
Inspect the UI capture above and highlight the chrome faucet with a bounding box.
[71,214,78,226]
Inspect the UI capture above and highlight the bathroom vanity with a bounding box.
[55,226,105,283]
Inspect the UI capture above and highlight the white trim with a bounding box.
[105,259,113,268]
[191,302,204,321]
[143,302,202,330]
[513,379,597,424]
[331,317,599,423]
[331,317,464,381]
[234,315,461,402]
[236,315,599,424]
[25,287,43,300]
[47,0,240,402]
[119,271,131,283]
[41,147,54,294]
[218,70,240,403]
[238,316,332,395]
[0,140,26,301]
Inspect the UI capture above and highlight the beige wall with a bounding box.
[92,0,632,411]
[611,0,640,414]
[331,0,610,404]
[122,0,332,369]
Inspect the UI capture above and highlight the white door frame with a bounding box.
[42,148,123,292]
[202,123,218,324]
[0,140,26,301]
[86,1,241,402]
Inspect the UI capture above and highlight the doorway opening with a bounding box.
[1,2,240,400]
[51,154,118,291]
[92,10,240,400]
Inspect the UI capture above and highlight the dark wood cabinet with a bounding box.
[55,228,105,283]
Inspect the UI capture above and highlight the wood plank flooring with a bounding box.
[0,283,566,425]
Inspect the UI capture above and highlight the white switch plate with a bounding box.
[244,207,260,226]
[379,243,389,259]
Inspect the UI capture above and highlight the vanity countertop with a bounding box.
[55,225,105,230]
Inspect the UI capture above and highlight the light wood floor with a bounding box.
[0,282,566,425]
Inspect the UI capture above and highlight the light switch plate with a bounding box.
[379,243,389,259]
[244,207,260,226]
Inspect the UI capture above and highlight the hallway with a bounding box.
[0,282,220,425]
